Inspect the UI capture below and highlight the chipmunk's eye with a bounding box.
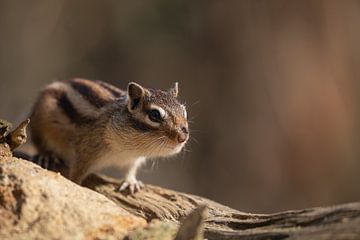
[148,109,162,122]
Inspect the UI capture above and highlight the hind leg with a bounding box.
[68,159,93,184]
[29,84,76,177]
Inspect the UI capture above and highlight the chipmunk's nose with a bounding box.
[177,125,189,143]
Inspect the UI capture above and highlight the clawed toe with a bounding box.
[118,179,144,194]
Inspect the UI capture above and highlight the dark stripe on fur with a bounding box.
[95,80,126,98]
[70,79,110,108]
[58,92,95,125]
[45,89,95,125]
[128,117,156,132]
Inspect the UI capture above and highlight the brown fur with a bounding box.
[70,78,115,108]
[30,79,189,185]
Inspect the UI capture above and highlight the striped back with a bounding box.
[41,78,127,125]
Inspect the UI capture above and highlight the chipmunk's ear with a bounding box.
[169,82,179,98]
[127,82,146,111]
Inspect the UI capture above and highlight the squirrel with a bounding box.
[29,78,189,193]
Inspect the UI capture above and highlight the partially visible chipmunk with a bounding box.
[30,78,189,193]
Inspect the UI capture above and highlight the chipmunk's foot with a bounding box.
[118,178,144,194]
[32,154,64,171]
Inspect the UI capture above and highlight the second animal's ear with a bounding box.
[127,82,146,111]
[169,82,179,98]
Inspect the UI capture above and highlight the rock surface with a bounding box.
[0,156,147,240]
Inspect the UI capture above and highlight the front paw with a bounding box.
[117,179,144,194]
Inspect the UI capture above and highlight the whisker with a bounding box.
[189,100,200,108]
[189,136,199,145]
[189,115,199,122]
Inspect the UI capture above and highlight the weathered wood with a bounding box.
[6,119,29,150]
[84,174,360,240]
[175,205,207,240]
[0,119,29,158]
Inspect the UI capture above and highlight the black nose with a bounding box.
[181,126,189,134]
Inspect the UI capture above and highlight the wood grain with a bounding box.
[84,174,360,240]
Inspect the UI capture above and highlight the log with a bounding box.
[84,174,360,240]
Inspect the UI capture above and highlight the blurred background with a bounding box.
[1,1,360,213]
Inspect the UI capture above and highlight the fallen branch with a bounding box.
[84,174,360,240]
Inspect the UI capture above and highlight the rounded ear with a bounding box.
[169,82,179,98]
[127,82,145,111]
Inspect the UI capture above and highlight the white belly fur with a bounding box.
[89,145,143,173]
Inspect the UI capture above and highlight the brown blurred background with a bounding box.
[1,1,360,213]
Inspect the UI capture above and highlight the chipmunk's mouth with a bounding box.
[171,142,186,154]
[152,138,186,157]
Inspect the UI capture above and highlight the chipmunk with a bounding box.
[29,78,189,193]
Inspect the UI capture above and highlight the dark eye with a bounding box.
[148,109,162,122]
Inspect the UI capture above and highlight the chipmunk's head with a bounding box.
[125,82,189,157]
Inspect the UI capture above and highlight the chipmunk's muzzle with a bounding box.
[176,125,189,143]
